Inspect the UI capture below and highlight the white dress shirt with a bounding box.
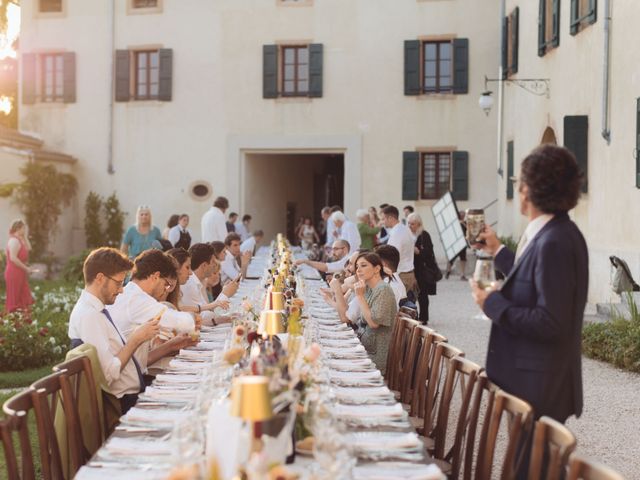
[326,257,349,274]
[325,217,336,246]
[69,290,142,398]
[338,220,361,253]
[387,273,407,304]
[388,222,416,273]
[513,214,554,261]
[240,236,256,255]
[221,250,241,285]
[234,222,249,242]
[168,225,191,247]
[180,273,217,325]
[201,207,228,243]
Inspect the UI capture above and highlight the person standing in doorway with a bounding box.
[201,197,229,243]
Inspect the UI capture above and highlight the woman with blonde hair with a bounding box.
[4,219,34,313]
[121,205,162,259]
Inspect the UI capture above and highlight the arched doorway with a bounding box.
[541,127,558,145]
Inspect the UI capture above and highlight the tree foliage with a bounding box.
[104,193,126,248]
[84,191,103,248]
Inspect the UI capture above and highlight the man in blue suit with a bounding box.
[471,144,588,423]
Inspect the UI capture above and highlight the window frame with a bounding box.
[421,40,454,94]
[280,45,310,97]
[506,9,518,77]
[133,50,160,101]
[420,151,452,200]
[127,0,163,15]
[570,0,596,35]
[38,0,63,13]
[539,0,559,56]
[40,52,65,103]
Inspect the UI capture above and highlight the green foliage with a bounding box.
[582,295,640,373]
[104,192,126,248]
[0,181,19,198]
[499,235,518,252]
[0,364,54,389]
[61,249,91,283]
[84,191,103,248]
[12,162,78,261]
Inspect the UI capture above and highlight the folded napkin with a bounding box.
[105,437,172,456]
[318,331,355,339]
[141,386,197,400]
[320,337,360,347]
[333,385,392,398]
[178,349,213,359]
[122,407,189,425]
[322,344,366,354]
[352,462,445,480]
[186,341,220,351]
[326,357,372,368]
[329,370,382,381]
[75,466,167,480]
[155,373,201,384]
[168,359,205,371]
[347,432,421,451]
[334,403,404,419]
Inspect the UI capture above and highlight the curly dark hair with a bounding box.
[520,144,583,214]
[131,249,178,281]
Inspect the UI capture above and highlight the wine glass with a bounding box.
[472,256,496,321]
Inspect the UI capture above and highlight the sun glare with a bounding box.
[0,95,11,115]
[0,3,19,60]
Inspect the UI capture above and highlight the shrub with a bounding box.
[104,193,125,248]
[84,191,103,248]
[498,235,518,253]
[61,249,91,283]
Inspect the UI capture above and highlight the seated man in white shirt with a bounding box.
[374,244,407,305]
[234,214,252,242]
[180,243,236,325]
[68,248,191,413]
[220,232,251,285]
[330,211,361,253]
[295,239,351,274]
[107,250,196,370]
[240,229,264,256]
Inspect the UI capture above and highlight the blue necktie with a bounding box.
[102,309,146,392]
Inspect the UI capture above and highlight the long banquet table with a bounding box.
[75,247,443,480]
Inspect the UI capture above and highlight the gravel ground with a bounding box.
[428,277,639,479]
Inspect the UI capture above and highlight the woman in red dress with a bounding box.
[4,219,34,314]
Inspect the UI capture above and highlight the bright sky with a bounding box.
[0,2,19,60]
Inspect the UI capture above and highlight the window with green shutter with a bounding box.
[263,43,322,99]
[506,141,514,199]
[570,0,597,35]
[563,115,588,193]
[402,152,420,201]
[538,0,560,57]
[404,38,468,96]
[413,150,468,200]
[506,8,519,77]
[22,52,76,104]
[451,151,469,201]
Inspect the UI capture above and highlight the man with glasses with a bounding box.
[295,239,351,274]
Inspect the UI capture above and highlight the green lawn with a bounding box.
[0,365,55,389]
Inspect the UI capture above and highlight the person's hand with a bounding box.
[215,315,233,325]
[329,277,342,292]
[222,280,238,298]
[342,275,357,290]
[414,246,420,255]
[193,313,202,331]
[475,225,502,257]
[469,279,499,311]
[320,288,334,304]
[165,333,196,353]
[354,280,366,298]
[130,317,161,346]
[211,299,230,311]
[241,250,252,266]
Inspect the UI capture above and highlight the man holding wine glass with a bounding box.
[469,144,588,429]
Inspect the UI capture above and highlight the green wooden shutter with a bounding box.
[636,99,640,188]
[308,43,323,98]
[512,8,519,74]
[538,0,546,57]
[402,151,419,200]
[552,0,560,48]
[570,0,579,35]
[114,50,130,102]
[62,52,76,103]
[452,151,469,201]
[158,48,173,101]
[501,17,508,79]
[587,0,597,24]
[564,115,589,193]
[572,0,597,34]
[404,40,421,96]
[22,53,37,105]
[506,141,514,199]
[453,39,469,94]
[263,45,278,99]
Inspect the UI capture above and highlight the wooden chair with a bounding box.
[528,416,576,480]
[399,305,418,320]
[399,324,434,405]
[422,342,464,447]
[476,390,534,480]
[384,312,404,383]
[409,329,447,418]
[431,356,483,478]
[388,316,420,393]
[54,355,104,476]
[1,389,37,480]
[30,371,65,480]
[566,454,625,480]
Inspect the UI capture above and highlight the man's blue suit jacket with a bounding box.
[483,212,588,421]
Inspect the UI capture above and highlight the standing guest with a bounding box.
[241,230,264,255]
[407,212,439,324]
[318,206,332,246]
[470,144,588,427]
[357,209,380,251]
[323,206,341,255]
[201,196,229,243]
[295,239,351,274]
[168,214,192,250]
[162,214,180,240]
[235,214,252,242]
[381,205,417,295]
[403,205,414,225]
[4,219,34,314]
[331,211,361,254]
[226,212,238,233]
[220,233,251,285]
[445,211,468,280]
[377,203,390,244]
[121,206,163,259]
[298,218,319,250]
[374,244,407,306]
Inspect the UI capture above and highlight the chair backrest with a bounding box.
[54,354,103,476]
[389,316,420,391]
[423,342,464,442]
[410,329,447,418]
[385,312,404,382]
[566,454,625,480]
[528,416,576,480]
[30,371,65,480]
[399,305,418,319]
[1,389,37,480]
[399,324,433,405]
[477,389,534,480]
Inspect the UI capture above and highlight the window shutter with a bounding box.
[570,0,579,35]
[452,39,469,94]
[62,52,76,103]
[563,115,589,193]
[115,50,130,102]
[506,141,514,199]
[158,48,173,101]
[587,0,597,24]
[402,151,419,201]
[404,40,421,96]
[263,45,278,99]
[308,43,323,98]
[636,99,640,188]
[22,53,37,105]
[538,0,546,57]
[452,151,469,201]
[501,17,508,79]
[512,8,519,74]
[552,0,560,48]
